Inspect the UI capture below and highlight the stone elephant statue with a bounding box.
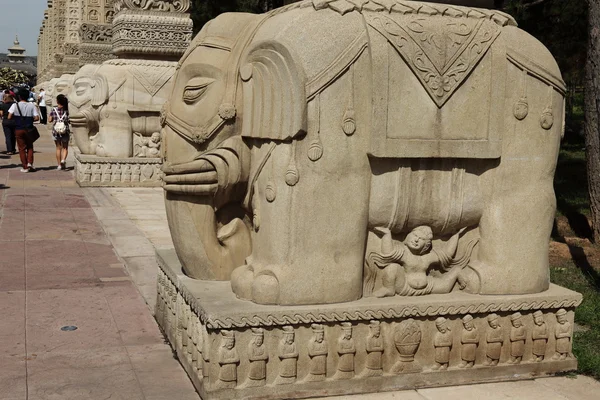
[161,0,565,306]
[69,60,176,158]
[51,74,74,105]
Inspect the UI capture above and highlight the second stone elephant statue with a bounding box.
[161,0,565,306]
[69,59,176,158]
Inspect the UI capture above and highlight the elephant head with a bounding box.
[69,70,109,155]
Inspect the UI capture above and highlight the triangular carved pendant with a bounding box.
[366,13,501,107]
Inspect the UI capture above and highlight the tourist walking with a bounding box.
[48,94,70,170]
[38,88,47,124]
[8,88,39,172]
[0,93,16,154]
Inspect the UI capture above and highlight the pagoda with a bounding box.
[8,36,26,63]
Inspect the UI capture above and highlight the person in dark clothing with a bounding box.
[8,89,39,172]
[0,93,16,154]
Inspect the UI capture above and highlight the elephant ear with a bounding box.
[90,74,109,108]
[240,40,307,141]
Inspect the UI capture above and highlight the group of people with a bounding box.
[0,87,70,172]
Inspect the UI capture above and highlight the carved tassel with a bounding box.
[513,69,529,121]
[265,157,277,202]
[342,65,356,136]
[308,94,323,162]
[285,143,300,187]
[540,85,554,130]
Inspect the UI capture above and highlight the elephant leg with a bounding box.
[472,67,562,294]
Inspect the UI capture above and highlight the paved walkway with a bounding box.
[0,125,197,400]
[1,124,599,399]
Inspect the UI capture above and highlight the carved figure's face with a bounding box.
[151,132,161,142]
[405,227,432,254]
[464,321,474,330]
[284,334,294,345]
[557,314,567,324]
[438,325,447,333]
[225,338,234,350]
[371,327,380,338]
[255,335,263,346]
[71,77,95,109]
[489,319,499,329]
[343,330,351,340]
[315,331,324,343]
[534,316,543,326]
[512,319,522,328]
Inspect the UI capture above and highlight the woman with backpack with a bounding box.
[8,88,39,172]
[48,94,70,170]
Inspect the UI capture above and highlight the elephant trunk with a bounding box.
[70,108,99,155]
[163,141,252,280]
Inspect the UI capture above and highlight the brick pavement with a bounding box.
[0,125,198,400]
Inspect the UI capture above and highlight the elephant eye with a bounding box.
[183,77,215,104]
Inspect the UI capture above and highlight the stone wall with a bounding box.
[37,0,115,84]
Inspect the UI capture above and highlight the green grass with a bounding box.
[551,264,600,379]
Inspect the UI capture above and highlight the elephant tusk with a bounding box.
[163,183,218,195]
[162,159,214,175]
[163,171,218,184]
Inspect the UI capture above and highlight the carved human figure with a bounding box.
[305,324,328,382]
[553,309,572,360]
[362,321,384,377]
[432,317,452,370]
[369,227,470,297]
[334,322,356,380]
[509,312,526,364]
[532,311,548,362]
[276,326,298,385]
[485,314,503,366]
[243,328,268,387]
[460,315,479,368]
[135,132,162,158]
[216,330,239,389]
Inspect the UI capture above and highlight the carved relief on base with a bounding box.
[75,151,162,187]
[156,255,581,399]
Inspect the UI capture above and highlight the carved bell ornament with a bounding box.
[308,139,324,162]
[513,97,529,120]
[540,106,554,130]
[265,182,277,202]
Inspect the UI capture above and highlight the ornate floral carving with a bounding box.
[392,319,422,373]
[366,14,501,107]
[79,23,112,43]
[115,0,191,13]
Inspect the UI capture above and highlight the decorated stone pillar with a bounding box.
[71,0,192,187]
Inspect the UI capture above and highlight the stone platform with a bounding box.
[74,150,162,187]
[156,249,582,400]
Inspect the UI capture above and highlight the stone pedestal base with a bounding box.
[74,150,162,187]
[156,249,582,400]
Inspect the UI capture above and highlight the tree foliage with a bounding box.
[191,0,285,34]
[0,67,35,89]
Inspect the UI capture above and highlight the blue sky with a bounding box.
[0,0,48,56]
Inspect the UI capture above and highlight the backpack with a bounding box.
[54,108,67,135]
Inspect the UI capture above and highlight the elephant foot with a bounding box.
[231,264,254,301]
[252,272,280,305]
[232,263,281,305]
